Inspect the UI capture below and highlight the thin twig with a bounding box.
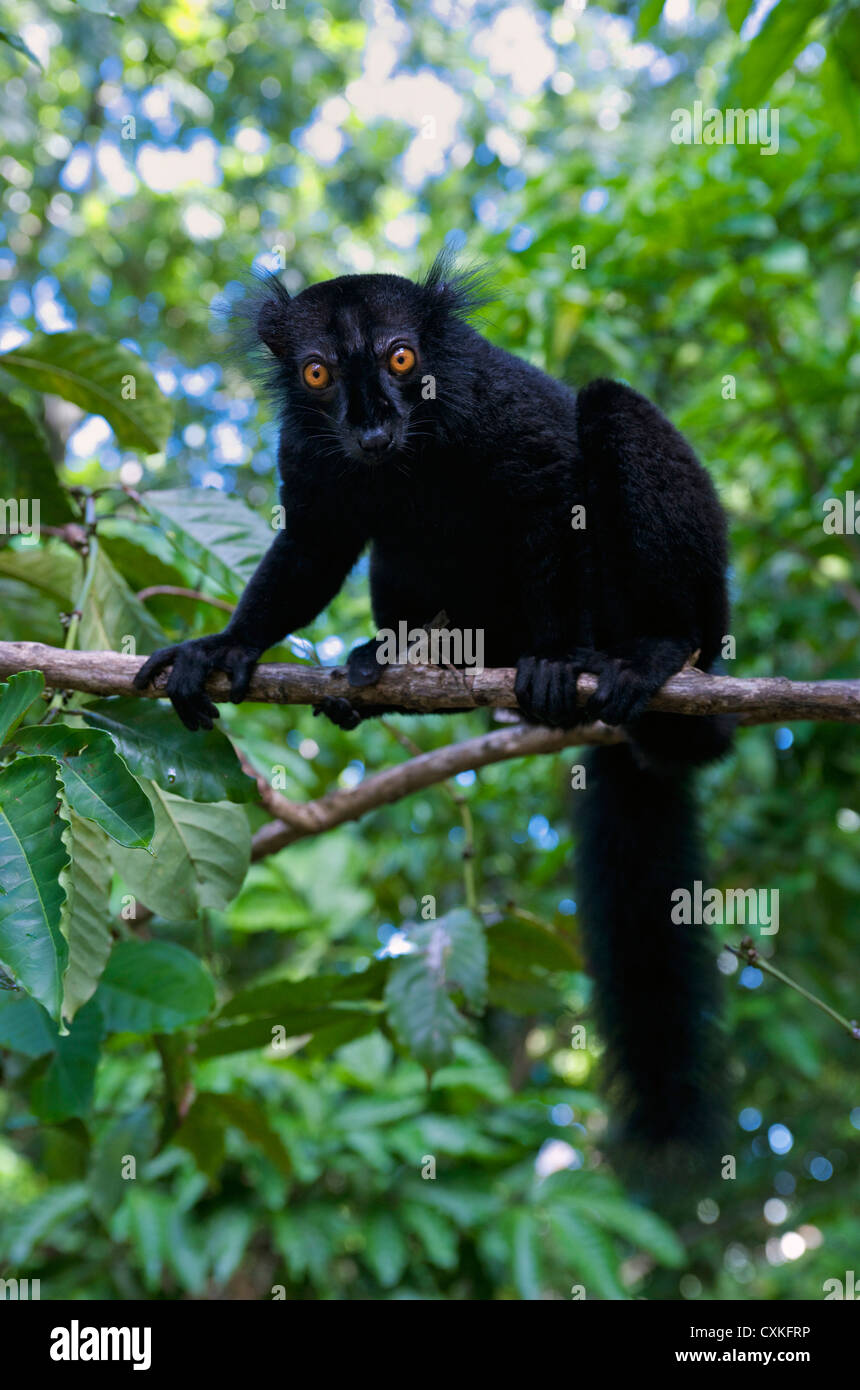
[728,938,859,1038]
[135,585,235,614]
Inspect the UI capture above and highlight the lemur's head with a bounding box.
[247,250,490,465]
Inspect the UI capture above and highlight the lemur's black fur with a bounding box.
[136,252,735,1170]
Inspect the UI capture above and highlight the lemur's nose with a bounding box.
[358,426,393,456]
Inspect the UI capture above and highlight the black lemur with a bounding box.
[135,252,735,1168]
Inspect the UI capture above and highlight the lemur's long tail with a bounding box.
[574,734,728,1172]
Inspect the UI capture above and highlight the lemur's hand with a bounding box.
[515,649,608,728]
[133,633,262,732]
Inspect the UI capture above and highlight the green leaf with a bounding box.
[546,1208,627,1300]
[0,394,74,522]
[724,0,828,107]
[58,812,114,1022]
[489,913,580,976]
[726,0,754,32]
[196,1003,381,1060]
[364,1211,408,1289]
[2,1184,90,1264]
[0,755,69,1018]
[0,539,80,606]
[0,989,57,1056]
[401,1202,458,1270]
[510,1208,542,1300]
[203,1209,255,1286]
[220,962,387,1019]
[384,909,487,1070]
[635,0,664,39]
[89,1105,158,1222]
[0,331,172,454]
[119,1188,169,1291]
[0,28,43,66]
[576,1196,685,1268]
[107,782,250,921]
[136,487,274,600]
[29,997,103,1122]
[77,545,165,653]
[94,939,215,1033]
[0,670,45,747]
[16,724,154,848]
[82,697,255,803]
[176,1091,293,1180]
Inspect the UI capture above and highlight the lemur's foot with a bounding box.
[347,637,386,688]
[313,696,364,730]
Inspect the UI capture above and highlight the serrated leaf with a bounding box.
[0,755,69,1018]
[58,812,114,1022]
[77,545,164,653]
[0,670,45,746]
[108,781,250,921]
[0,331,171,453]
[0,393,74,522]
[94,939,215,1033]
[82,697,255,803]
[136,487,273,600]
[16,724,154,848]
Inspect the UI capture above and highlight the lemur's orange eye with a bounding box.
[302,361,331,389]
[388,345,416,376]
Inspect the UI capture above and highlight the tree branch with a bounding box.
[243,719,623,859]
[1,641,859,722]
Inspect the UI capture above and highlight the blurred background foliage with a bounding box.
[0,0,858,1300]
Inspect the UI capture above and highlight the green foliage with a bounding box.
[83,698,256,803]
[0,395,74,523]
[385,909,488,1068]
[0,756,69,1017]
[137,489,275,602]
[94,941,215,1034]
[0,332,171,454]
[0,670,44,747]
[15,723,155,847]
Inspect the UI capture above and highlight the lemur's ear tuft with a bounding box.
[251,272,292,357]
[421,247,495,321]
